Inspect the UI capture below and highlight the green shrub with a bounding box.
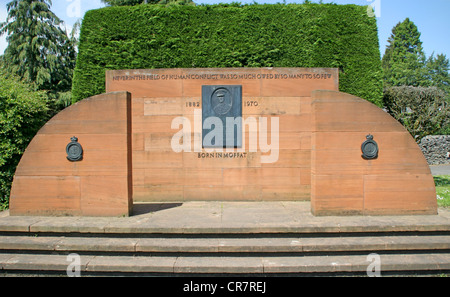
[383,86,449,141]
[0,69,49,209]
[72,3,383,105]
[439,124,450,135]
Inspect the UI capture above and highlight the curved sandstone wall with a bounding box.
[311,90,437,216]
[9,92,132,216]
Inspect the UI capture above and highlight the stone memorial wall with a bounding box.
[106,68,338,202]
[8,68,437,216]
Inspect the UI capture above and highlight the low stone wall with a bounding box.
[419,135,450,165]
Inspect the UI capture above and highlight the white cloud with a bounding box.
[66,0,82,19]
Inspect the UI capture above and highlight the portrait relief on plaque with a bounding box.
[211,87,233,116]
[202,85,243,148]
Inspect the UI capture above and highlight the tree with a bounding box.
[426,54,450,134]
[0,0,76,94]
[382,18,428,87]
[426,53,450,97]
[0,67,49,210]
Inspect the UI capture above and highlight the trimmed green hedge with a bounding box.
[72,3,383,106]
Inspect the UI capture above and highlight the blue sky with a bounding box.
[1,0,449,60]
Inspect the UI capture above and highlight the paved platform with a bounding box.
[1,202,450,276]
[1,201,449,234]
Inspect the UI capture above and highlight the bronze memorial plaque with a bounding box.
[202,85,242,148]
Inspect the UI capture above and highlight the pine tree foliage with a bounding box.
[427,53,450,97]
[0,0,76,93]
[382,18,450,136]
[382,18,428,87]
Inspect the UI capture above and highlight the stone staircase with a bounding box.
[1,229,449,276]
[1,202,450,276]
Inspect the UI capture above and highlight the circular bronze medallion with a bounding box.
[66,137,83,162]
[361,134,378,160]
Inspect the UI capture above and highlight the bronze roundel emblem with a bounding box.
[361,134,378,160]
[66,136,83,162]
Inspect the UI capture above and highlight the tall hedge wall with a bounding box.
[72,3,383,106]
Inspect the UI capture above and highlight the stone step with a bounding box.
[0,235,449,254]
[1,252,449,275]
[1,202,450,235]
[1,203,449,276]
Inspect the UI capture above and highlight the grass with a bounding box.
[434,175,450,208]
